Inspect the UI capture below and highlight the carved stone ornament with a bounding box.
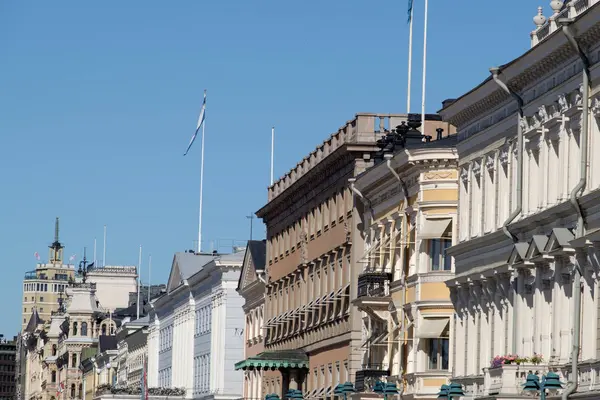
[519,117,529,132]
[558,93,568,112]
[472,160,482,179]
[460,167,469,185]
[538,105,549,123]
[485,154,495,173]
[591,96,600,118]
[499,148,509,167]
[575,84,583,106]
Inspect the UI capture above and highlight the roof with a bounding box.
[166,252,216,293]
[24,309,43,333]
[237,240,267,292]
[98,335,117,352]
[247,240,266,271]
[234,350,308,370]
[216,248,246,264]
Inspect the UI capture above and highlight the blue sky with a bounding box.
[0,0,541,333]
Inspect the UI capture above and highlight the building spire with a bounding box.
[49,217,64,264]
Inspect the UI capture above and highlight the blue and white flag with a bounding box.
[407,0,414,23]
[184,90,206,156]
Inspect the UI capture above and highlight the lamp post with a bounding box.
[334,382,356,400]
[437,382,464,399]
[523,372,564,400]
[373,380,399,400]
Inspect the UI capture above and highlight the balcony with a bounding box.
[355,363,390,392]
[357,271,392,298]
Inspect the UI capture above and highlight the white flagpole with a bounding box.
[407,5,414,114]
[270,126,275,186]
[93,238,97,268]
[421,0,429,125]
[102,225,107,267]
[137,245,142,320]
[148,254,152,305]
[198,90,207,253]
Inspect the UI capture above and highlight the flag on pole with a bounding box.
[69,254,76,262]
[407,0,414,23]
[140,358,148,400]
[184,90,207,156]
[34,252,40,261]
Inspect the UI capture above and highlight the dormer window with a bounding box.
[81,322,88,337]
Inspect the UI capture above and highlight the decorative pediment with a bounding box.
[485,154,495,174]
[592,96,600,118]
[238,248,258,292]
[525,234,549,261]
[543,228,575,255]
[499,148,509,168]
[507,242,529,266]
[472,160,482,179]
[166,260,183,294]
[460,167,469,185]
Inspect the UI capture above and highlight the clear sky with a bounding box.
[0,0,541,334]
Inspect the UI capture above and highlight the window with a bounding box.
[71,353,78,368]
[428,338,449,370]
[78,383,83,399]
[70,384,76,398]
[81,322,88,336]
[40,297,44,302]
[72,322,78,336]
[24,297,27,302]
[101,324,107,336]
[429,239,452,271]
[52,344,57,356]
[51,371,56,383]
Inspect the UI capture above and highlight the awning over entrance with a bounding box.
[415,317,449,339]
[234,349,308,370]
[419,218,452,240]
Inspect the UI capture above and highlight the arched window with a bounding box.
[110,324,115,335]
[101,324,107,336]
[51,371,56,383]
[78,383,83,399]
[72,322,78,336]
[52,344,57,356]
[71,353,77,368]
[70,384,76,398]
[51,397,56,400]
[81,322,88,337]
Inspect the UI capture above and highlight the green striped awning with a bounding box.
[235,350,308,370]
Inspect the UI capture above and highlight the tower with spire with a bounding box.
[48,217,64,264]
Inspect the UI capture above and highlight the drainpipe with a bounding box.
[490,67,525,355]
[384,153,409,398]
[490,67,524,243]
[559,18,590,400]
[349,178,374,221]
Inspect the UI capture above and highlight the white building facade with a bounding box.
[147,251,245,400]
[440,1,600,398]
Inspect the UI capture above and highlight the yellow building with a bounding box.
[22,218,76,330]
[351,118,458,399]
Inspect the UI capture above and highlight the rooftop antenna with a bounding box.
[246,213,254,241]
[137,245,142,320]
[270,126,275,186]
[148,254,152,305]
[102,225,107,267]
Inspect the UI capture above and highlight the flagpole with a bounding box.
[270,126,274,185]
[148,254,152,305]
[102,225,107,267]
[198,89,207,253]
[93,238,97,268]
[407,3,414,114]
[421,0,429,125]
[136,245,142,318]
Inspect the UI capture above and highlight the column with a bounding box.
[185,294,196,398]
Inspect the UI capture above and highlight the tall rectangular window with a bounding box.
[429,239,452,271]
[427,338,449,370]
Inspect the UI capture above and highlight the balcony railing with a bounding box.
[357,271,392,298]
[355,363,390,392]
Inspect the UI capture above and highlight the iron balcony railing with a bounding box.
[357,271,392,298]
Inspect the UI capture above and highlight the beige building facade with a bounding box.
[351,121,458,399]
[235,113,454,399]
